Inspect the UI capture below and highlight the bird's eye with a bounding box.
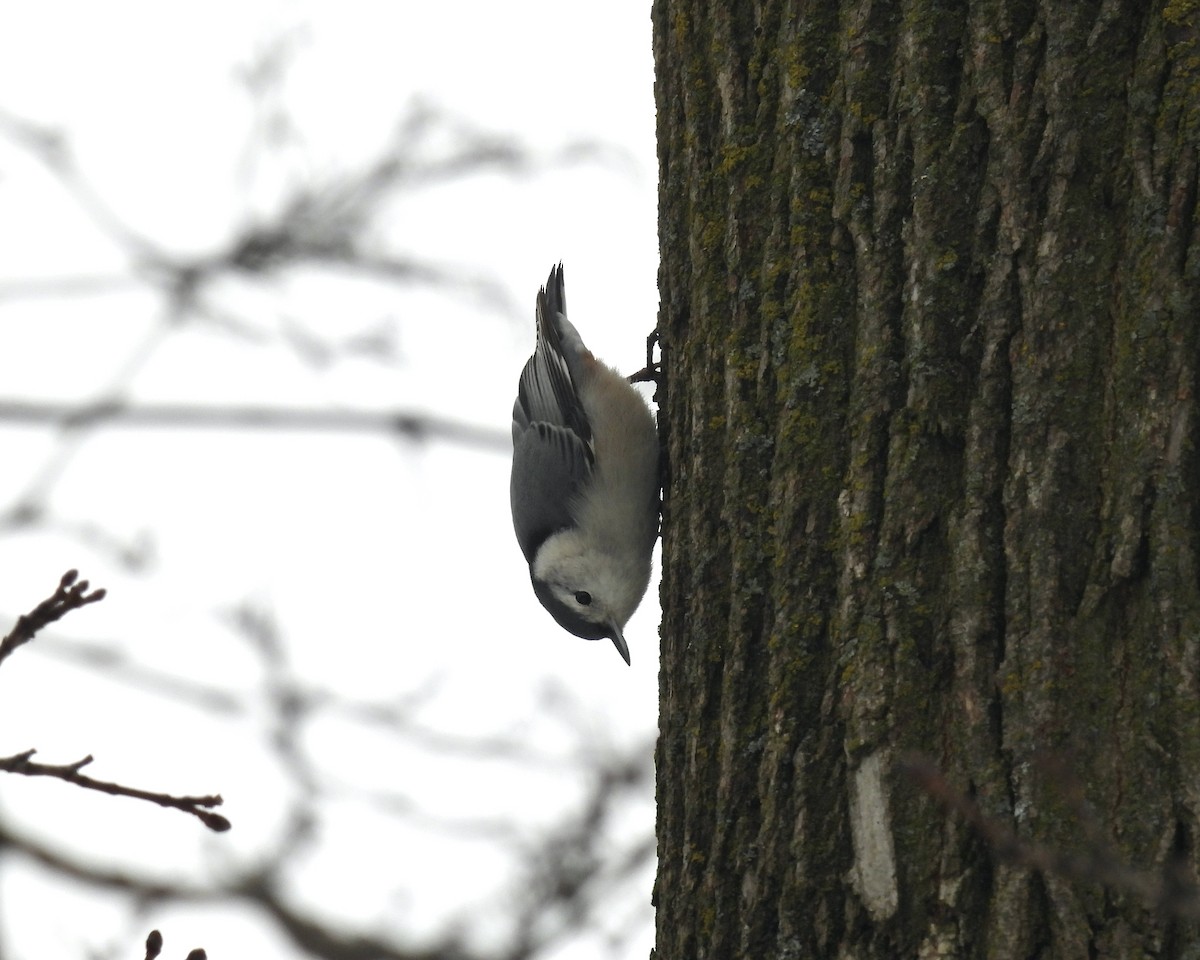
[574,591,593,606]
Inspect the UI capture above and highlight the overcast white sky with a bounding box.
[0,2,660,957]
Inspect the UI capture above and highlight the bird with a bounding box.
[510,264,660,664]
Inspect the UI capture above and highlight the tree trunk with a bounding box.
[652,2,1200,957]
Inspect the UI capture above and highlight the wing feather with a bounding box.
[511,422,592,561]
[510,265,595,561]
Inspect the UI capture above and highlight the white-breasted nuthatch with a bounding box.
[511,264,660,665]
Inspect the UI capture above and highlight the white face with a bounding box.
[530,529,650,639]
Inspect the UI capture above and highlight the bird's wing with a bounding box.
[510,421,593,562]
[512,264,592,445]
[510,264,597,561]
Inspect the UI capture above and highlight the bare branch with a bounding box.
[0,750,230,832]
[0,571,230,831]
[0,569,106,667]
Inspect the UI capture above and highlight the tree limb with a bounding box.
[0,750,230,832]
[0,569,105,667]
[1,571,231,831]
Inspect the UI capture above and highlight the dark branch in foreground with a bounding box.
[145,928,207,960]
[0,749,230,832]
[902,753,1200,918]
[0,568,105,666]
[1,570,230,831]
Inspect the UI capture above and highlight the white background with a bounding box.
[0,2,660,957]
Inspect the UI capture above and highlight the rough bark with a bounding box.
[653,1,1200,957]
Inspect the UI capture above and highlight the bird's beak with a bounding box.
[610,628,631,666]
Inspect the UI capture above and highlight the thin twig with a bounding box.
[0,749,230,832]
[1,571,230,831]
[0,569,106,667]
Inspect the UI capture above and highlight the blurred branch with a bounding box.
[0,96,622,319]
[0,99,531,526]
[0,36,651,956]
[0,274,139,301]
[903,753,1200,918]
[0,734,652,960]
[0,569,105,667]
[0,399,510,451]
[0,303,176,537]
[5,589,651,956]
[32,635,244,714]
[0,109,162,262]
[33,634,596,775]
[504,744,654,960]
